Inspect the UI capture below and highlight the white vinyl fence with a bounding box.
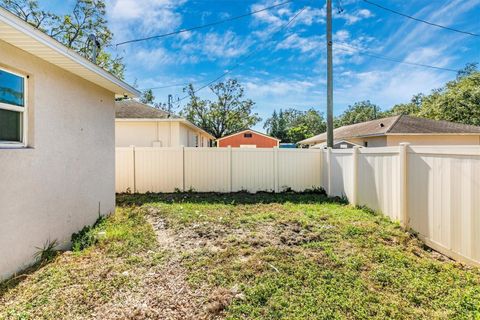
[324,144,480,267]
[116,147,322,194]
[116,145,480,267]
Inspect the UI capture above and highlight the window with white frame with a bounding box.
[0,68,27,146]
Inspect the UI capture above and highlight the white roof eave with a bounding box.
[0,7,139,98]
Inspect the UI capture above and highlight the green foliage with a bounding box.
[140,89,155,105]
[417,67,480,126]
[264,108,326,143]
[384,93,423,117]
[383,63,480,126]
[335,100,382,127]
[71,215,106,251]
[182,79,261,138]
[1,0,125,78]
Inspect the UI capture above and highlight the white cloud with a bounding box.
[107,0,186,40]
[245,79,316,97]
[334,59,452,109]
[132,46,199,69]
[202,31,251,59]
[381,0,480,58]
[276,33,324,53]
[336,9,374,25]
[251,1,325,35]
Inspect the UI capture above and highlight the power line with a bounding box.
[141,83,193,91]
[116,0,296,47]
[335,42,461,73]
[363,0,480,37]
[176,6,307,103]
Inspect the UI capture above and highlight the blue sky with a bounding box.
[40,0,480,131]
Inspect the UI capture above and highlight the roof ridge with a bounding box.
[385,114,403,134]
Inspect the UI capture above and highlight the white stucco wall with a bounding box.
[0,40,116,280]
[115,120,211,147]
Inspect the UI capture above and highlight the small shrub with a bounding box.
[33,239,58,263]
[71,216,106,251]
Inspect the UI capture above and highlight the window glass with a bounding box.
[0,109,21,142]
[244,133,253,138]
[0,70,24,107]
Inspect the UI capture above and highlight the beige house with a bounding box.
[115,100,214,147]
[0,8,138,279]
[299,115,480,148]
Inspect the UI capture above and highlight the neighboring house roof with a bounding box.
[0,7,139,98]
[299,115,480,145]
[115,100,176,119]
[115,100,215,140]
[216,129,281,142]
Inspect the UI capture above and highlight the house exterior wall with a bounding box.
[115,121,211,147]
[218,131,279,148]
[0,40,115,279]
[387,135,480,146]
[308,135,480,148]
[116,121,158,147]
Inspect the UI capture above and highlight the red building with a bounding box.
[216,129,280,148]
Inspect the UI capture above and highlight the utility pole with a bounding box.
[167,94,173,113]
[326,0,334,148]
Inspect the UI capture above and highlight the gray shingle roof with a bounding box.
[115,100,177,119]
[299,115,480,144]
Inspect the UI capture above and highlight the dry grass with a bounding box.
[1,192,480,319]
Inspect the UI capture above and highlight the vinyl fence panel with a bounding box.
[357,148,401,222]
[134,147,183,193]
[231,148,276,192]
[407,146,480,264]
[329,150,354,199]
[115,147,135,193]
[278,149,322,192]
[185,148,230,192]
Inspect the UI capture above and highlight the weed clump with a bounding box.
[71,215,106,251]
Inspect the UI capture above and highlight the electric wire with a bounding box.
[175,6,307,103]
[363,0,480,37]
[116,0,296,47]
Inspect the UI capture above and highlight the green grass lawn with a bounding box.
[1,192,480,319]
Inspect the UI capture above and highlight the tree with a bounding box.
[1,0,125,78]
[380,63,480,126]
[417,70,480,126]
[264,108,326,143]
[182,80,261,138]
[384,94,423,117]
[140,89,155,105]
[335,100,381,127]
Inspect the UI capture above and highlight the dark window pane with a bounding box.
[0,70,24,107]
[244,133,252,138]
[0,109,21,142]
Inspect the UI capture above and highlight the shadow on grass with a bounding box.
[116,190,349,207]
[0,253,61,296]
